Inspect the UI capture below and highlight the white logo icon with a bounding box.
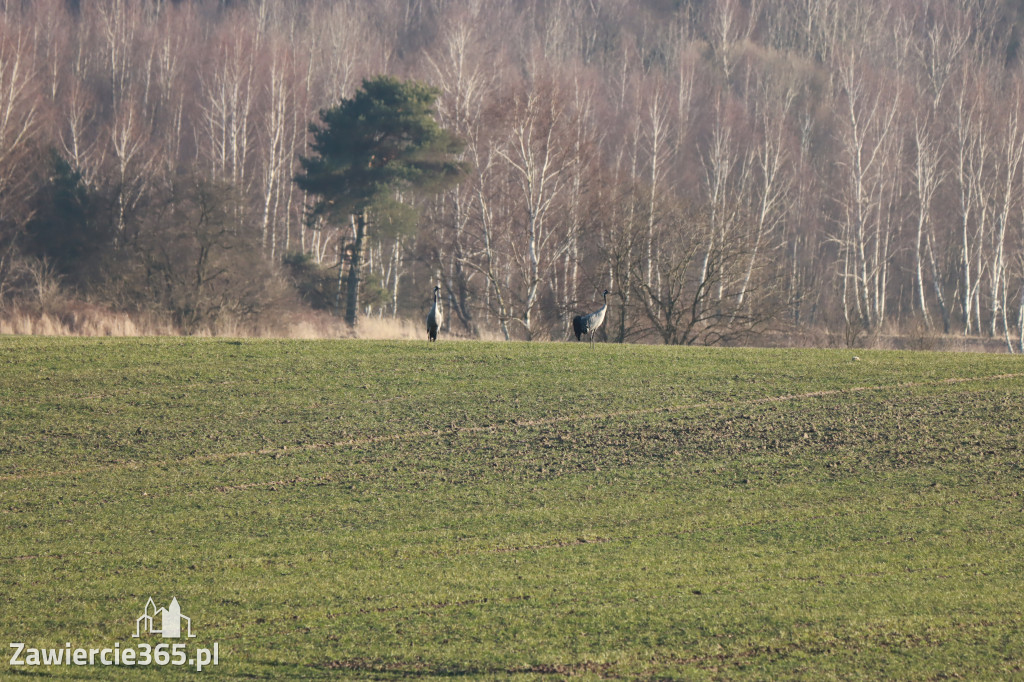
[133,597,195,639]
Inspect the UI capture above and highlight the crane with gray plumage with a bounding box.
[426,285,442,342]
[572,289,609,346]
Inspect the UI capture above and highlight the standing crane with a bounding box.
[572,289,609,346]
[426,285,442,342]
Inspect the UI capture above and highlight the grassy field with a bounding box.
[1,337,1023,679]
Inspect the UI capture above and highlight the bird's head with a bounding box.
[434,285,441,293]
[602,289,610,297]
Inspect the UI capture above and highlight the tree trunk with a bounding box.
[345,210,367,326]
[926,234,950,334]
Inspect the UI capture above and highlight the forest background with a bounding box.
[2,0,1024,350]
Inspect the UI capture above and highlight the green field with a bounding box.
[1,337,1023,679]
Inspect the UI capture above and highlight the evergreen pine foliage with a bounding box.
[295,75,467,218]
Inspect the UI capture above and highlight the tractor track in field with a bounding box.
[3,371,1022,483]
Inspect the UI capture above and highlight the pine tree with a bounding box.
[295,76,467,326]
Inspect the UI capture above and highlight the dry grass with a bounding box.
[349,315,424,340]
[0,304,1016,350]
[350,315,506,342]
[0,306,461,342]
[0,308,178,337]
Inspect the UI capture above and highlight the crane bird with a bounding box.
[426,285,442,342]
[572,289,609,346]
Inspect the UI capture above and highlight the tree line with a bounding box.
[2,0,1024,348]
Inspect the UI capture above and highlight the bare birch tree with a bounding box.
[0,21,39,228]
[832,48,901,332]
[497,84,576,339]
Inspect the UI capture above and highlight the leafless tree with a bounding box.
[911,117,948,331]
[0,19,39,229]
[831,46,902,332]
[950,73,989,336]
[199,32,256,190]
[425,16,495,334]
[697,94,755,320]
[495,82,577,339]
